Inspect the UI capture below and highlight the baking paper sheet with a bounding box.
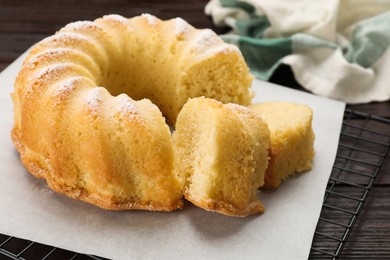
[0,52,345,259]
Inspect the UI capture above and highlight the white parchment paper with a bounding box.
[0,52,345,260]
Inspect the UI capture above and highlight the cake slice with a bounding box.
[173,97,270,217]
[249,102,315,189]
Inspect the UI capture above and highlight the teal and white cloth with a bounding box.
[206,0,390,103]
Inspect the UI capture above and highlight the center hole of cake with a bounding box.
[98,52,177,123]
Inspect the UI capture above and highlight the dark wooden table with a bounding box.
[1,1,389,259]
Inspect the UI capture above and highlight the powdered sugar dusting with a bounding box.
[117,94,137,114]
[104,14,128,25]
[174,17,189,36]
[194,29,221,52]
[22,64,67,93]
[115,95,144,125]
[64,21,97,31]
[53,32,92,43]
[31,48,64,62]
[29,48,73,66]
[56,77,77,95]
[206,44,238,55]
[226,103,255,116]
[141,13,158,25]
[35,64,70,83]
[51,78,82,107]
[85,87,102,111]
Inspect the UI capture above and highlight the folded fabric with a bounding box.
[205,0,390,103]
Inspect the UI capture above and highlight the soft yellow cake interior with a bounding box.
[174,97,270,217]
[249,102,315,189]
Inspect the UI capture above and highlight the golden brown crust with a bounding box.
[11,128,22,154]
[12,127,183,212]
[261,148,281,190]
[185,192,264,217]
[47,180,183,211]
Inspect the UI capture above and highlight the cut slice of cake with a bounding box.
[173,97,270,217]
[249,102,315,189]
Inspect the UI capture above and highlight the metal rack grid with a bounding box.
[1,109,389,260]
[310,109,390,259]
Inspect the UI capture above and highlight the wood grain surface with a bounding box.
[0,0,389,259]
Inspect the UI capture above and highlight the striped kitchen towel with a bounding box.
[206,0,390,103]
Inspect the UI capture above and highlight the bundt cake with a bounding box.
[249,102,315,189]
[11,14,254,211]
[173,97,271,217]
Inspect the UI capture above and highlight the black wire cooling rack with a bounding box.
[1,109,389,260]
[310,109,390,259]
